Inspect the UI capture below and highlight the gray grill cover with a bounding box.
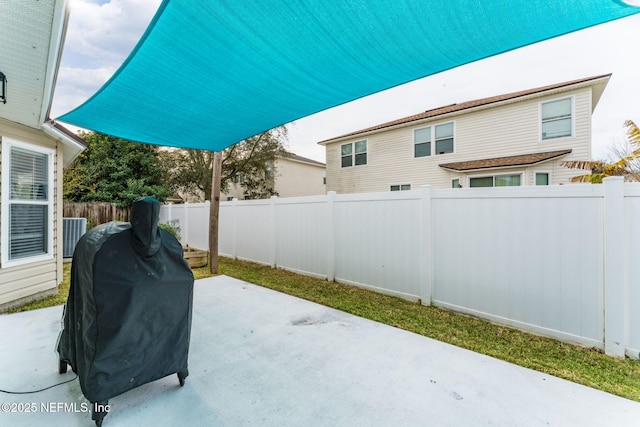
[57,197,194,402]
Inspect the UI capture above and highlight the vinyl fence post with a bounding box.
[603,176,625,357]
[231,198,238,259]
[270,196,278,268]
[181,203,188,246]
[326,191,336,282]
[419,185,433,306]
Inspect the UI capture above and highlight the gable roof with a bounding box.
[280,152,325,168]
[318,74,611,145]
[439,150,573,172]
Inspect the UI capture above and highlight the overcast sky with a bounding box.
[51,0,640,163]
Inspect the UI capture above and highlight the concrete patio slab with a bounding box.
[0,275,638,426]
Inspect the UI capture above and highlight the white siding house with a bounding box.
[222,153,326,200]
[320,75,610,193]
[0,0,85,310]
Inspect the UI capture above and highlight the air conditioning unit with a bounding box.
[63,218,87,258]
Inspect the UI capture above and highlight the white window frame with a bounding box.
[451,177,462,188]
[539,96,574,141]
[341,140,368,168]
[467,172,523,188]
[389,183,411,191]
[1,138,55,268]
[534,170,552,186]
[414,121,455,158]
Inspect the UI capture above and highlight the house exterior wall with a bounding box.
[274,157,326,197]
[0,120,62,309]
[324,86,593,193]
[221,156,326,200]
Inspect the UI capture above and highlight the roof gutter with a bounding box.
[40,0,70,123]
[439,153,572,173]
[41,120,85,167]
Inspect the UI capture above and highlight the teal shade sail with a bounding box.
[57,0,640,151]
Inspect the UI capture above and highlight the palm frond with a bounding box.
[569,173,606,184]
[625,120,640,148]
[560,160,605,171]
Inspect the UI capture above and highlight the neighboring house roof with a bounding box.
[280,152,326,167]
[0,0,84,166]
[439,150,573,172]
[318,74,611,145]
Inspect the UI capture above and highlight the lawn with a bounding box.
[9,257,640,401]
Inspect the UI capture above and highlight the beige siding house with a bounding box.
[0,0,85,310]
[320,75,610,193]
[222,153,326,200]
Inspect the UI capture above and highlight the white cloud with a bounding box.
[52,0,161,117]
[65,0,161,66]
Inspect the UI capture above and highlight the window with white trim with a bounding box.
[414,127,431,157]
[469,174,521,187]
[390,184,411,191]
[414,122,454,157]
[541,97,572,140]
[1,138,54,267]
[341,140,367,167]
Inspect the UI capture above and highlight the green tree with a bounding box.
[562,120,640,183]
[163,126,288,201]
[63,132,173,207]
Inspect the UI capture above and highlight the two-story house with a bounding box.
[319,74,610,192]
[222,152,326,200]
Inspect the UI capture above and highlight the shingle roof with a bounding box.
[439,150,572,172]
[318,74,611,144]
[280,152,325,167]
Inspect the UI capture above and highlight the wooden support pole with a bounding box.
[209,151,223,274]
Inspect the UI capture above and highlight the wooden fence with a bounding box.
[63,202,131,227]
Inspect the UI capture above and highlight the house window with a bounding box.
[414,127,431,157]
[435,122,454,154]
[541,97,572,140]
[414,122,454,157]
[1,139,54,267]
[390,184,411,191]
[452,178,461,188]
[535,172,550,185]
[341,140,367,167]
[469,174,521,187]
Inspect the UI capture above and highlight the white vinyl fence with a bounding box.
[160,177,640,358]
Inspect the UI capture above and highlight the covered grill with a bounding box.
[57,197,195,426]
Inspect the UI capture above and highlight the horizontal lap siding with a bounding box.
[0,124,61,307]
[325,87,593,193]
[0,262,57,303]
